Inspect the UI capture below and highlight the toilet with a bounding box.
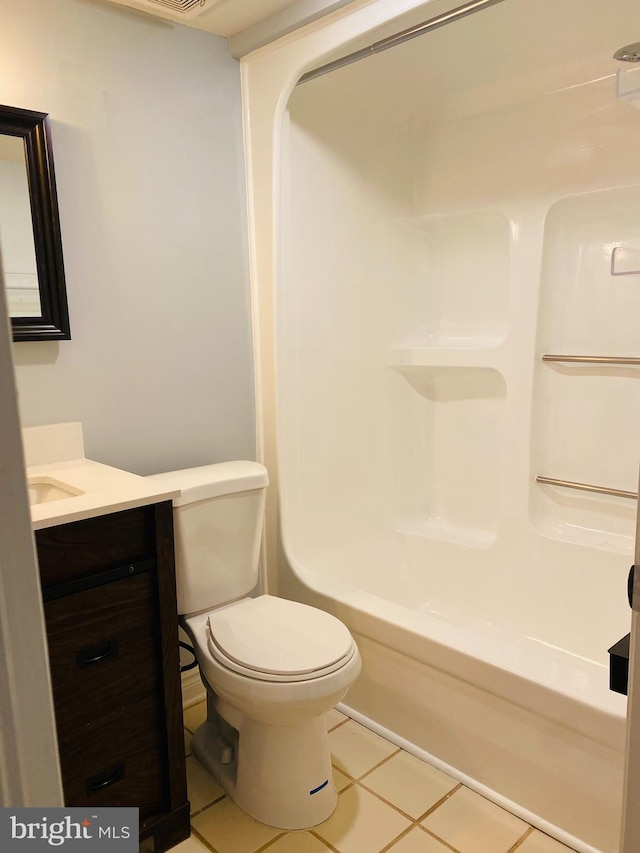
[149,461,361,830]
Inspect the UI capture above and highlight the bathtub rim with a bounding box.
[277,543,626,754]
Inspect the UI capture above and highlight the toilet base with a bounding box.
[192,687,338,830]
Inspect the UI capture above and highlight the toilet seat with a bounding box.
[206,595,357,683]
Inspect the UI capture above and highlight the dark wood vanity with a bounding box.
[35,500,190,852]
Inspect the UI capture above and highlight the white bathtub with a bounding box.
[242,0,640,851]
[277,531,627,853]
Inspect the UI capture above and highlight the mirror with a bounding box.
[0,104,70,341]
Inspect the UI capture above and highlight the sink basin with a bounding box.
[27,476,85,505]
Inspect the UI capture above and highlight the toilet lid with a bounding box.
[207,595,355,680]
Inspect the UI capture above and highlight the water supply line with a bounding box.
[179,640,198,673]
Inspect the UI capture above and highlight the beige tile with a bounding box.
[327,708,349,731]
[361,751,458,819]
[183,700,207,733]
[192,797,282,853]
[333,767,352,793]
[315,784,410,853]
[387,827,453,852]
[421,787,529,853]
[185,729,193,757]
[328,720,398,779]
[171,835,212,853]
[186,756,225,814]
[518,830,578,853]
[264,832,333,852]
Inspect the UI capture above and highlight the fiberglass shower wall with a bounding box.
[279,0,640,654]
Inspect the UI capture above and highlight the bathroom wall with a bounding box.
[2,0,255,474]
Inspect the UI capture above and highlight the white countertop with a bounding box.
[28,458,179,530]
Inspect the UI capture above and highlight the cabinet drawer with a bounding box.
[45,572,161,731]
[59,696,167,819]
[36,506,156,589]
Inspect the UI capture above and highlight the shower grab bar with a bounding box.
[536,476,637,500]
[541,354,640,365]
[298,0,507,85]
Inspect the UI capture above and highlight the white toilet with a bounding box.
[149,461,361,829]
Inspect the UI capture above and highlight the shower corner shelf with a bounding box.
[389,339,503,369]
[531,476,637,554]
[531,516,634,556]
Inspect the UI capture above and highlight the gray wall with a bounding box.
[3,0,255,474]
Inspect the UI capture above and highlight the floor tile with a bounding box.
[421,787,529,853]
[186,756,225,814]
[517,830,578,853]
[333,767,353,793]
[264,832,334,852]
[327,708,348,730]
[361,751,458,819]
[183,700,207,733]
[314,784,411,853]
[328,720,398,779]
[387,827,454,852]
[171,835,212,853]
[192,797,281,853]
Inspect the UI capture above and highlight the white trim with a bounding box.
[0,270,63,806]
[181,667,206,708]
[230,0,357,58]
[337,703,604,853]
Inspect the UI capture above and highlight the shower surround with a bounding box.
[242,1,640,850]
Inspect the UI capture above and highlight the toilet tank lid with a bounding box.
[149,461,268,506]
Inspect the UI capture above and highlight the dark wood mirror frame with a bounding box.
[1,104,71,341]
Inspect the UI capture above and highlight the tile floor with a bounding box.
[173,701,578,853]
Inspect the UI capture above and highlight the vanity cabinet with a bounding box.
[35,501,190,852]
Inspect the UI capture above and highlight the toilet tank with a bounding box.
[149,461,269,616]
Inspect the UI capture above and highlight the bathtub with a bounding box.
[241,0,640,851]
[277,528,627,853]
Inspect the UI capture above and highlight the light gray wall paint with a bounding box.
[3,0,256,475]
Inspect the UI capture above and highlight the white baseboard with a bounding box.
[181,666,205,708]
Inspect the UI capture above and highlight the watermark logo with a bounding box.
[0,808,138,850]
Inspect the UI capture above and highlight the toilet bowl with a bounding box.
[183,595,361,828]
[148,462,361,829]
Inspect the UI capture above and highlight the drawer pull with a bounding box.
[85,762,124,794]
[43,557,156,602]
[77,638,118,667]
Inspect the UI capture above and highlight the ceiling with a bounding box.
[170,0,305,38]
[103,0,356,55]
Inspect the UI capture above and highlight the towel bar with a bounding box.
[536,475,637,500]
[541,354,640,365]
